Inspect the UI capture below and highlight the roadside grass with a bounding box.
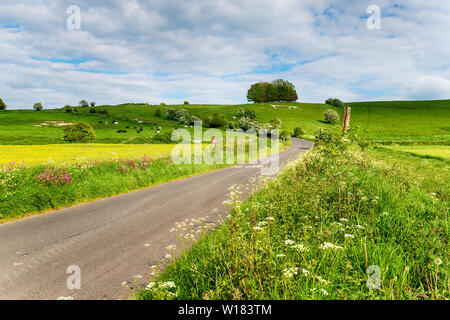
[134,133,449,300]
[376,145,450,161]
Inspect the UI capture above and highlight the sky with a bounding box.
[1,0,450,109]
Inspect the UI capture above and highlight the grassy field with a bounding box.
[134,130,449,300]
[378,145,450,160]
[0,144,176,167]
[0,99,448,145]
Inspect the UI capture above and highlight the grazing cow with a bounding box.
[156,130,160,134]
[113,121,119,125]
[98,121,103,124]
[117,130,127,133]
[125,126,130,129]
[158,126,162,130]
[104,121,109,125]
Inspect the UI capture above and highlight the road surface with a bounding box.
[0,138,313,300]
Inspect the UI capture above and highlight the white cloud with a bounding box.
[0,0,449,108]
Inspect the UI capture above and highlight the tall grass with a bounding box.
[134,131,448,300]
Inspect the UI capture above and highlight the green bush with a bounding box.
[279,129,291,141]
[244,109,256,119]
[293,127,305,137]
[33,102,43,111]
[64,105,73,113]
[79,100,89,107]
[152,132,173,144]
[325,98,345,108]
[98,109,108,115]
[166,108,177,120]
[190,115,201,125]
[324,109,339,124]
[207,113,227,128]
[236,108,244,117]
[63,122,96,142]
[154,108,162,117]
[89,107,97,114]
[0,98,6,110]
[90,101,96,107]
[160,102,166,106]
[184,101,189,105]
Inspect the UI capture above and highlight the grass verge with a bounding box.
[134,132,448,300]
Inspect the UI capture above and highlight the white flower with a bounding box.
[302,268,310,276]
[165,254,172,259]
[133,275,143,279]
[144,243,151,247]
[435,258,442,266]
[266,217,275,221]
[57,296,73,300]
[344,234,355,239]
[283,267,299,278]
[354,224,365,230]
[382,211,389,216]
[276,254,286,258]
[321,289,329,296]
[291,244,309,252]
[257,221,268,227]
[285,239,295,245]
[160,281,176,288]
[121,281,127,287]
[145,282,156,290]
[340,218,348,222]
[320,242,344,251]
[166,245,176,251]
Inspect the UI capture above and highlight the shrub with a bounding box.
[166,108,177,120]
[325,98,345,108]
[98,109,108,115]
[89,107,97,114]
[314,128,347,154]
[279,130,291,141]
[152,132,173,144]
[64,105,73,113]
[207,113,227,128]
[33,102,43,111]
[324,109,339,124]
[238,117,260,131]
[63,122,96,142]
[154,108,162,117]
[184,101,189,105]
[79,100,89,107]
[244,109,256,119]
[0,98,6,110]
[90,101,96,107]
[236,108,244,117]
[160,102,166,106]
[175,109,191,123]
[190,115,201,125]
[269,118,282,129]
[293,127,305,137]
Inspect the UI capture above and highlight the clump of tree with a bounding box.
[63,122,96,142]
[79,100,89,107]
[247,79,298,103]
[0,98,7,110]
[90,101,96,107]
[154,108,162,117]
[324,109,340,124]
[184,101,189,105]
[206,113,227,128]
[325,98,345,108]
[33,102,43,111]
[293,127,305,137]
[64,105,73,113]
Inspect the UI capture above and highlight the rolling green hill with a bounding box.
[0,100,448,145]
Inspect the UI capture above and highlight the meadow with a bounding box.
[379,145,450,160]
[0,99,449,145]
[134,129,449,300]
[0,144,176,167]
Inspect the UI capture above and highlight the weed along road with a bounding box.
[0,138,313,300]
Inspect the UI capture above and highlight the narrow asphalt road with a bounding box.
[0,138,313,300]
